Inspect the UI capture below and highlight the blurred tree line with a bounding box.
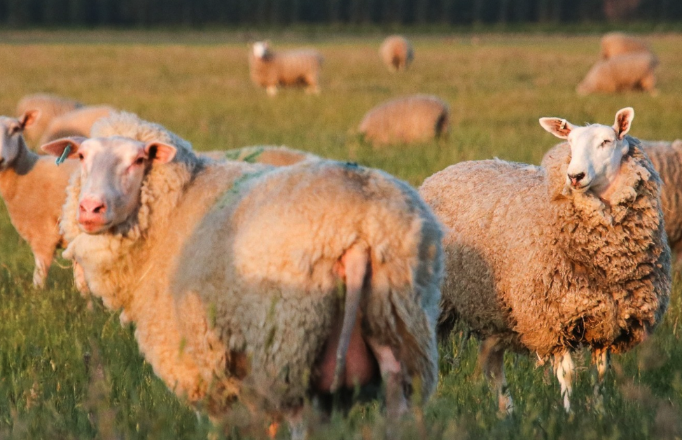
[0,0,680,26]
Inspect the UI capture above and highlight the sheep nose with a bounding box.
[79,198,106,215]
[568,172,585,187]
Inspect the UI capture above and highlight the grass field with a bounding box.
[1,31,682,439]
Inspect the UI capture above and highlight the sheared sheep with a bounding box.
[601,32,653,60]
[576,52,658,95]
[16,94,83,147]
[39,105,114,145]
[43,112,444,437]
[359,94,449,146]
[379,35,414,72]
[0,110,83,290]
[202,145,320,166]
[420,108,670,413]
[249,41,323,96]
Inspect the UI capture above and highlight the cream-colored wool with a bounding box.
[379,35,414,72]
[421,141,670,358]
[39,105,115,145]
[576,52,658,95]
[16,94,83,147]
[249,43,323,96]
[359,94,449,146]
[61,118,443,426]
[201,145,320,166]
[601,32,653,60]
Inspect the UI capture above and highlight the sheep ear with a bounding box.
[41,136,86,158]
[539,117,575,139]
[144,141,176,165]
[613,107,634,140]
[19,109,41,128]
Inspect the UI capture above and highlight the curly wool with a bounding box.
[420,141,670,358]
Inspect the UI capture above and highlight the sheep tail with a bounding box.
[330,243,370,393]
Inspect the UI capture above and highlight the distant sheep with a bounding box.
[601,32,653,60]
[576,52,658,95]
[379,35,414,72]
[359,94,449,146]
[44,112,444,437]
[39,105,114,145]
[421,108,670,412]
[16,94,83,147]
[202,145,320,166]
[249,41,323,96]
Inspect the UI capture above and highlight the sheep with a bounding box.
[39,105,114,145]
[249,41,323,96]
[358,94,449,146]
[16,94,83,147]
[0,110,84,291]
[379,35,414,72]
[600,32,653,60]
[202,145,320,166]
[43,112,444,437]
[576,52,658,95]
[420,107,670,413]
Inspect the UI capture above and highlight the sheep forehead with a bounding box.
[81,137,144,168]
[569,124,616,147]
[253,42,268,57]
[0,116,20,132]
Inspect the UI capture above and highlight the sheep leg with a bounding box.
[329,244,369,392]
[285,407,307,440]
[72,261,93,309]
[592,347,609,411]
[640,72,657,95]
[553,351,575,412]
[266,85,278,96]
[479,337,513,414]
[366,338,409,427]
[32,253,51,288]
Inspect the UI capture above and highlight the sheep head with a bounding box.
[0,110,40,169]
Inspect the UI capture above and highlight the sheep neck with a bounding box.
[0,138,39,201]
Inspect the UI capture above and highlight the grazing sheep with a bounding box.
[379,35,414,72]
[420,108,670,413]
[44,112,444,437]
[249,41,323,96]
[202,145,320,166]
[359,94,449,146]
[0,110,83,290]
[576,52,658,95]
[601,32,653,60]
[39,105,114,145]
[16,94,83,147]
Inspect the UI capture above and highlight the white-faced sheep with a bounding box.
[0,110,83,290]
[16,94,83,147]
[379,35,414,72]
[202,145,320,166]
[359,94,449,146]
[576,52,658,95]
[43,112,444,437]
[420,108,670,413]
[39,105,114,145]
[249,41,323,96]
[600,32,653,60]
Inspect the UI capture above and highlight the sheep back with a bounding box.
[40,105,115,144]
[205,145,319,166]
[249,49,323,89]
[577,52,658,95]
[379,35,414,72]
[601,32,653,60]
[16,94,83,147]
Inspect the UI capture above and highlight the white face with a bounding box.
[253,41,268,58]
[0,117,24,169]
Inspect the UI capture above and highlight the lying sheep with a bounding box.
[601,32,653,60]
[202,145,320,166]
[249,41,323,96]
[39,105,114,145]
[44,112,443,437]
[0,110,83,290]
[16,93,83,147]
[420,108,670,412]
[359,94,449,146]
[379,35,414,72]
[576,52,658,95]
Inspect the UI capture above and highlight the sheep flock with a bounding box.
[2,30,682,439]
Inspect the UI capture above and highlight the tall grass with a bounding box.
[0,32,681,439]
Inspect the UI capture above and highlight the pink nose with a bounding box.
[80,198,106,215]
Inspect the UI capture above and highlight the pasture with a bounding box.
[1,31,682,439]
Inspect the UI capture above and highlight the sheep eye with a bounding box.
[78,153,84,161]
[135,157,145,165]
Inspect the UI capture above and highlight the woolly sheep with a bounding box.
[0,110,84,290]
[39,105,114,145]
[43,112,444,437]
[576,52,658,95]
[16,94,83,147]
[379,35,414,72]
[420,108,670,413]
[201,145,320,166]
[358,94,449,146]
[600,32,653,60]
[249,41,324,96]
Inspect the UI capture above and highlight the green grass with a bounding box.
[1,31,682,439]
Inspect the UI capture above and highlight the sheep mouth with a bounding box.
[78,219,111,234]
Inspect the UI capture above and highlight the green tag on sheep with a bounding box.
[56,144,72,166]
